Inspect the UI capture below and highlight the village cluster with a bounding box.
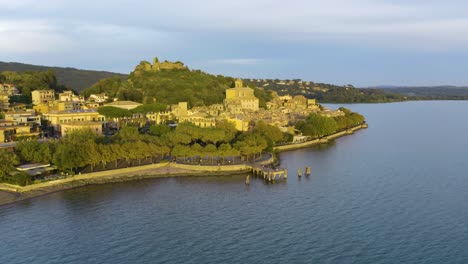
[0,79,344,143]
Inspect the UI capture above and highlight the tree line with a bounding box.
[0,120,290,186]
[295,107,365,138]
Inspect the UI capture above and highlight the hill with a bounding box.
[80,58,272,107]
[0,61,126,92]
[244,79,405,103]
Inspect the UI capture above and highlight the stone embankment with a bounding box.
[274,123,368,152]
[0,124,366,206]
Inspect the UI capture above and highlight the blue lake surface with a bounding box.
[1,101,468,263]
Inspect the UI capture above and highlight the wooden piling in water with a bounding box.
[305,166,311,176]
[298,168,303,177]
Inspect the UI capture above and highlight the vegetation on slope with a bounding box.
[0,61,126,92]
[244,79,406,103]
[81,60,274,107]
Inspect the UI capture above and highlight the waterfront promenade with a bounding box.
[0,123,367,205]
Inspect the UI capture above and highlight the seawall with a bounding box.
[274,123,368,152]
[0,162,262,206]
[0,124,366,206]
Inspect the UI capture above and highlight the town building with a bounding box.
[0,92,9,111]
[42,109,106,135]
[58,91,84,102]
[4,109,41,127]
[0,125,40,142]
[31,90,55,105]
[61,122,103,136]
[0,84,19,96]
[224,79,259,113]
[89,93,109,103]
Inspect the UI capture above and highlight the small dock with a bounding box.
[250,165,288,182]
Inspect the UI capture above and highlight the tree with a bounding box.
[149,124,171,137]
[234,133,267,160]
[300,114,338,138]
[98,106,132,118]
[253,121,283,143]
[0,150,19,180]
[15,140,53,164]
[215,120,237,142]
[132,103,167,114]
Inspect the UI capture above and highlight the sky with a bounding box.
[1,0,468,87]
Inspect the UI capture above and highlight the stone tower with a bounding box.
[234,79,243,88]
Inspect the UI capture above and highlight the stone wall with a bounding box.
[274,124,367,152]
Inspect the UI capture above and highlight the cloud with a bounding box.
[2,0,468,51]
[0,20,72,53]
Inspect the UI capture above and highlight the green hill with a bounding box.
[80,58,272,107]
[0,61,126,92]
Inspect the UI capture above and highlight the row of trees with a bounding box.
[0,120,289,186]
[295,107,365,138]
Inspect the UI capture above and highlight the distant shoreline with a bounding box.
[0,124,367,207]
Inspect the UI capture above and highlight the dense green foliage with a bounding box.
[0,149,19,178]
[98,106,133,118]
[296,108,365,138]
[0,61,126,92]
[3,119,292,184]
[0,149,31,186]
[97,103,168,119]
[132,103,167,113]
[0,69,62,95]
[9,95,32,105]
[81,60,273,107]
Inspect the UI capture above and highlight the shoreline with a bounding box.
[0,164,252,206]
[0,123,367,207]
[274,123,368,152]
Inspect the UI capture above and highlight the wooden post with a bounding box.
[245,175,250,185]
[298,168,303,177]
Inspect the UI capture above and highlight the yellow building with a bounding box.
[32,90,55,105]
[179,116,216,128]
[4,110,41,126]
[61,122,103,136]
[146,111,173,124]
[34,101,82,114]
[0,126,40,142]
[222,116,250,132]
[58,91,84,102]
[42,109,106,134]
[0,92,9,111]
[89,93,109,103]
[224,79,259,113]
[171,102,189,118]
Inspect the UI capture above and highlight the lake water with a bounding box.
[1,101,468,264]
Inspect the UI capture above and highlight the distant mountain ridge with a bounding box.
[0,61,127,92]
